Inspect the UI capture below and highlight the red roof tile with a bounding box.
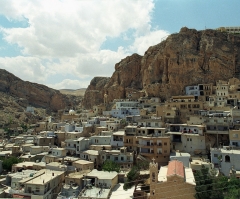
[167,160,185,178]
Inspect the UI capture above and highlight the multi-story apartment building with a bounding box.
[123,125,170,165]
[167,124,207,155]
[10,169,65,199]
[103,99,140,118]
[110,131,124,149]
[156,95,204,123]
[100,147,134,170]
[185,83,213,101]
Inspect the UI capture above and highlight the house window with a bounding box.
[214,154,218,157]
[233,134,238,138]
[225,155,230,162]
[232,142,238,146]
[115,157,118,161]
[164,142,167,146]
[121,157,124,161]
[152,172,155,182]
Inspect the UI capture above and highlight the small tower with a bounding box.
[104,93,108,105]
[149,158,158,198]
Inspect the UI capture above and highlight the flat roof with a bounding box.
[158,166,168,182]
[0,151,12,155]
[170,152,191,157]
[113,131,125,136]
[22,144,34,147]
[20,154,36,159]
[30,146,49,148]
[47,162,62,167]
[167,132,201,136]
[8,169,37,178]
[73,160,94,164]
[25,169,64,185]
[185,167,196,185]
[13,162,35,167]
[82,150,99,156]
[211,148,240,154]
[82,187,110,198]
[87,169,117,180]
[52,148,65,151]
[66,170,91,179]
[111,183,135,199]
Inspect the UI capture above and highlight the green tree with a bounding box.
[1,156,22,172]
[123,166,139,190]
[102,160,120,173]
[21,123,28,132]
[123,161,149,190]
[224,177,240,199]
[194,166,213,199]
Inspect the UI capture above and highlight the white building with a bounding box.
[90,135,111,145]
[110,131,124,149]
[211,147,240,177]
[167,124,207,155]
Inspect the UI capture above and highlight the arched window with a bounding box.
[152,172,155,182]
[225,155,230,162]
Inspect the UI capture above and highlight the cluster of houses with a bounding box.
[0,78,240,198]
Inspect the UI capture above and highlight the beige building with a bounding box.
[229,129,240,147]
[156,95,204,123]
[34,136,55,146]
[93,105,106,115]
[35,122,47,133]
[10,169,65,199]
[72,160,94,171]
[55,131,65,147]
[30,146,49,155]
[65,170,91,187]
[149,159,196,199]
[124,126,170,165]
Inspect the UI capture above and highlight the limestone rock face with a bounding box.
[0,69,70,111]
[83,28,240,108]
[82,77,110,109]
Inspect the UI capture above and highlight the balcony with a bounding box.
[172,139,182,143]
[138,144,152,148]
[139,152,155,157]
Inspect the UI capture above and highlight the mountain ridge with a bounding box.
[83,27,240,108]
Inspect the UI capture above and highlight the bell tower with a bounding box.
[149,158,158,198]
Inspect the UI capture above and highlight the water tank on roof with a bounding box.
[69,110,76,115]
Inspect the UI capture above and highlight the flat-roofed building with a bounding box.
[211,147,240,177]
[100,147,134,170]
[167,124,207,155]
[72,160,94,171]
[80,150,99,168]
[10,169,65,199]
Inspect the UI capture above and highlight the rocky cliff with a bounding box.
[0,69,72,111]
[83,27,240,108]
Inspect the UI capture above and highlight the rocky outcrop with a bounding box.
[82,77,110,109]
[83,27,240,108]
[0,69,72,111]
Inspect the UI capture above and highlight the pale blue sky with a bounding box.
[0,0,239,89]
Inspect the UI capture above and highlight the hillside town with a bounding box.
[0,77,240,198]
